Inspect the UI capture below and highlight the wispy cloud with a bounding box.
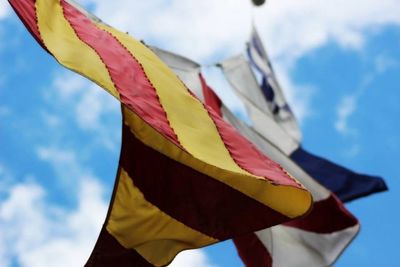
[335,94,357,135]
[77,0,400,124]
[0,163,14,194]
[258,0,400,66]
[44,71,121,152]
[335,53,398,136]
[170,250,217,267]
[0,2,10,20]
[344,144,361,158]
[374,54,399,74]
[0,106,10,117]
[82,0,400,64]
[0,178,108,267]
[51,72,120,130]
[36,147,85,186]
[0,164,215,267]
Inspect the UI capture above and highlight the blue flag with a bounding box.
[291,147,387,202]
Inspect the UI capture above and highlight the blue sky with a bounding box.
[1,1,399,266]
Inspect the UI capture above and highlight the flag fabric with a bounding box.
[219,55,299,155]
[152,47,359,267]
[8,1,313,266]
[290,147,388,202]
[222,33,388,202]
[247,26,301,142]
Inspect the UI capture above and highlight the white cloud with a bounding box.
[335,94,357,135]
[81,0,252,62]
[81,0,400,65]
[255,0,400,66]
[40,111,61,128]
[374,54,399,74]
[36,147,84,185]
[335,53,398,136]
[343,144,361,158]
[77,0,400,123]
[47,71,121,151]
[0,106,11,118]
[31,145,216,266]
[0,178,108,267]
[0,163,14,194]
[52,72,119,130]
[169,250,217,267]
[53,72,87,99]
[0,171,214,267]
[0,2,10,20]
[74,85,118,131]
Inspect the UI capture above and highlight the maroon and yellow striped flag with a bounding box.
[8,1,312,266]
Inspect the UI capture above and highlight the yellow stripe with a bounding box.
[35,0,119,99]
[97,24,257,177]
[107,168,217,267]
[35,0,311,217]
[122,105,312,218]
[98,25,312,218]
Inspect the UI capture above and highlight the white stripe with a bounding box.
[247,27,302,142]
[256,224,359,267]
[220,56,300,155]
[221,55,273,117]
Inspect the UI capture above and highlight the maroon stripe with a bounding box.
[61,0,181,147]
[200,75,301,188]
[233,233,272,267]
[8,0,48,52]
[284,194,358,233]
[119,114,290,241]
[85,227,153,267]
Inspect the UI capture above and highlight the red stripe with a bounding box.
[200,76,301,188]
[284,194,358,233]
[85,227,153,267]
[61,0,181,147]
[120,120,290,241]
[233,233,272,267]
[8,0,48,52]
[199,74,223,117]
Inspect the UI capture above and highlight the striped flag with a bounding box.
[222,33,387,202]
[8,1,312,266]
[151,47,359,267]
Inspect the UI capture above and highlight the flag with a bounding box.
[152,47,359,267]
[290,147,388,202]
[219,55,299,155]
[8,1,312,266]
[247,26,301,142]
[221,30,388,202]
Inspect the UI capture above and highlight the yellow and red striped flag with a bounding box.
[8,1,312,266]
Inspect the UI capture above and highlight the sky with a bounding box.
[0,0,399,266]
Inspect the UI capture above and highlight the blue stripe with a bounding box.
[290,147,388,202]
[261,77,275,102]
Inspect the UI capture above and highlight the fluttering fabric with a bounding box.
[8,1,312,266]
[152,47,359,267]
